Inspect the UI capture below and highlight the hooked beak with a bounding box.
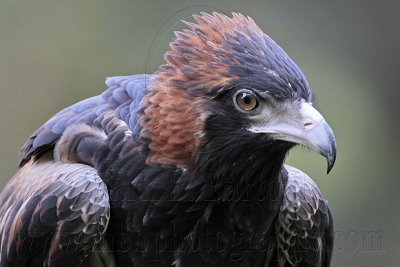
[249,101,337,173]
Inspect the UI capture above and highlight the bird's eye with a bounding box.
[235,91,258,111]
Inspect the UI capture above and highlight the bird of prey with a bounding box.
[0,12,336,267]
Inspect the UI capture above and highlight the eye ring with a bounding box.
[234,89,259,111]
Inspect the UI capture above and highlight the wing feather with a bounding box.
[271,165,333,267]
[0,160,110,267]
[20,74,152,166]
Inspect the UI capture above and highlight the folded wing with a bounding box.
[0,159,110,267]
[268,165,334,267]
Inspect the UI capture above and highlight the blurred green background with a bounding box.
[0,1,398,266]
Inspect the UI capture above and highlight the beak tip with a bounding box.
[320,124,336,174]
[326,157,335,174]
[325,147,336,174]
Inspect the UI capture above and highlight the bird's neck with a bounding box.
[194,137,291,202]
[190,139,289,235]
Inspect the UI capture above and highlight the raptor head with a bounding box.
[142,12,336,174]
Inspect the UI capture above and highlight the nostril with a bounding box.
[303,121,314,129]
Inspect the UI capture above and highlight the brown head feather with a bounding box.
[141,12,266,168]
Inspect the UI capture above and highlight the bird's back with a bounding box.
[2,74,209,267]
[0,74,178,266]
[20,74,151,166]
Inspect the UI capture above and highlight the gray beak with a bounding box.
[249,101,337,173]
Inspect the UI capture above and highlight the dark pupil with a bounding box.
[242,93,252,104]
